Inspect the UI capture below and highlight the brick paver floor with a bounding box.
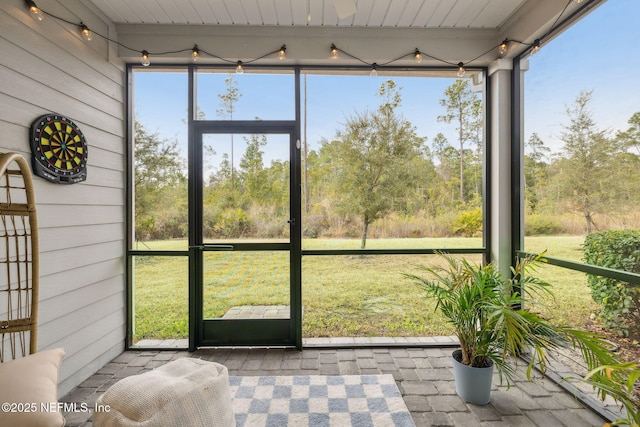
[61,346,621,426]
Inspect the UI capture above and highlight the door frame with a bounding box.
[188,120,302,350]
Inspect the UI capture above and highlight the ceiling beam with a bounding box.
[115,24,501,67]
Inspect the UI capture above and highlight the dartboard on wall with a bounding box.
[30,113,88,184]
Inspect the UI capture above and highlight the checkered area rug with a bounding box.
[229,374,415,427]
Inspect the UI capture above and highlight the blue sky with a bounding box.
[525,0,640,154]
[134,0,640,162]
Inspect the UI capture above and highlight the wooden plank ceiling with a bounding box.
[89,0,528,29]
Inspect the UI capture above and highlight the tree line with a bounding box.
[134,77,640,245]
[525,91,640,235]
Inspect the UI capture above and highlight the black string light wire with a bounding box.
[23,0,286,70]
[327,0,583,76]
[25,0,586,73]
[500,0,584,57]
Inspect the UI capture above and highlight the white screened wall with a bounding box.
[0,0,125,395]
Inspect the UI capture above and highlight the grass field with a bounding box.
[131,236,598,342]
[524,235,598,326]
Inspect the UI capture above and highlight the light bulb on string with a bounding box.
[80,24,93,42]
[330,44,338,59]
[141,50,150,67]
[17,3,301,74]
[25,0,44,21]
[456,62,465,78]
[414,49,422,64]
[531,39,541,54]
[191,45,200,62]
[370,63,378,77]
[498,39,508,56]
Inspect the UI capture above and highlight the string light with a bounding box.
[317,0,581,71]
[22,0,585,73]
[498,39,508,56]
[25,0,44,21]
[531,39,541,54]
[80,24,93,42]
[330,44,338,59]
[331,42,469,78]
[533,0,574,56]
[370,63,378,77]
[191,45,200,62]
[141,50,150,66]
[413,49,422,64]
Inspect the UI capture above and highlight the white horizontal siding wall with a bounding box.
[0,0,125,396]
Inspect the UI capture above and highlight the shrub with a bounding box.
[451,208,482,237]
[215,208,253,238]
[524,214,563,235]
[583,230,640,337]
[303,213,329,238]
[135,216,155,241]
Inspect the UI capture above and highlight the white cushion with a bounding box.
[0,347,66,427]
[94,358,234,427]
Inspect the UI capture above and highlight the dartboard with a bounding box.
[30,113,87,184]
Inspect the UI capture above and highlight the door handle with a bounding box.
[198,244,234,251]
[287,218,296,225]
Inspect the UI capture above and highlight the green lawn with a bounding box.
[131,236,597,342]
[524,235,598,326]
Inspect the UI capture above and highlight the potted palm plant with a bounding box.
[582,362,639,426]
[404,253,618,405]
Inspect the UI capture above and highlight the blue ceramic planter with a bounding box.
[451,349,494,405]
